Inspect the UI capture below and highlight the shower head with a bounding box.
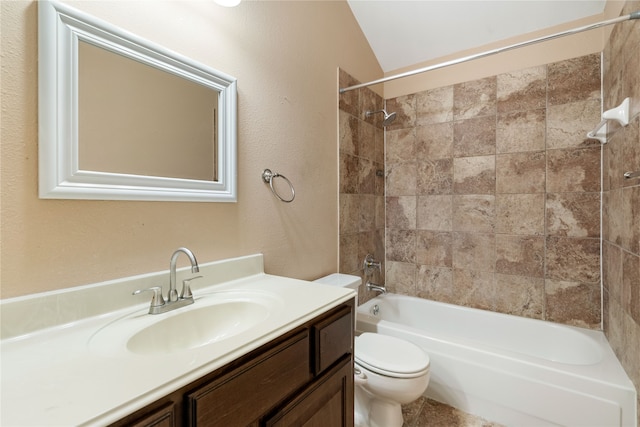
[365,109,397,126]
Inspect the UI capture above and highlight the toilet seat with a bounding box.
[355,333,430,379]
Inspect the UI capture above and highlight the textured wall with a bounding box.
[602,0,640,421]
[0,1,382,298]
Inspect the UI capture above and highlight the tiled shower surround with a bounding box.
[382,54,603,329]
[338,69,386,298]
[602,0,640,418]
[340,53,604,327]
[340,2,639,422]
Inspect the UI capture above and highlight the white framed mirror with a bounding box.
[38,1,237,202]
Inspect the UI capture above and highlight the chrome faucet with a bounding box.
[366,281,387,295]
[133,247,201,314]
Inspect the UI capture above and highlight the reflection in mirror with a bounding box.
[38,0,237,202]
[79,41,219,182]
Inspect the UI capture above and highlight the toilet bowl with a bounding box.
[314,273,430,427]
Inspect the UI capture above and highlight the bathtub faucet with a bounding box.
[366,281,387,295]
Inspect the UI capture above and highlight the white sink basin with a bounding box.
[89,290,283,356]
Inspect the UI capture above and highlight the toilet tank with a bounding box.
[314,273,361,293]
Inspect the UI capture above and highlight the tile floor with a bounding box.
[402,397,505,427]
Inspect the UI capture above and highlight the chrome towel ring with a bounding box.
[262,169,295,203]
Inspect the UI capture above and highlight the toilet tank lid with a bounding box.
[313,273,361,290]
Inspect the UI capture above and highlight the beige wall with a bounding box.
[0,0,382,299]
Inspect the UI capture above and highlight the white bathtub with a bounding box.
[356,294,637,427]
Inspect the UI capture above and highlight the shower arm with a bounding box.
[339,11,640,94]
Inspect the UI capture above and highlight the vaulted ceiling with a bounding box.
[347,1,607,72]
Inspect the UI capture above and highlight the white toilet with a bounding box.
[314,273,430,427]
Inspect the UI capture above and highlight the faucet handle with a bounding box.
[363,254,382,275]
[133,287,166,309]
[180,275,203,299]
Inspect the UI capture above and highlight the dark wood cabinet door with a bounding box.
[187,331,311,427]
[264,358,354,427]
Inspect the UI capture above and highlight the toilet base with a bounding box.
[355,385,405,427]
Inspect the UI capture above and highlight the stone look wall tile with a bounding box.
[599,6,637,412]
[416,266,454,302]
[494,273,544,319]
[417,159,452,195]
[386,229,416,263]
[387,162,417,196]
[416,85,454,125]
[361,86,382,127]
[453,116,496,157]
[603,241,623,304]
[386,94,416,130]
[452,232,496,272]
[339,193,360,234]
[453,195,495,233]
[454,77,497,120]
[359,116,377,156]
[495,235,545,277]
[546,192,601,238]
[338,69,359,116]
[416,122,453,160]
[386,128,416,163]
[496,151,546,193]
[338,70,385,286]
[342,51,611,332]
[359,157,375,194]
[453,156,495,194]
[547,99,602,149]
[339,110,359,156]
[546,147,601,193]
[340,153,359,193]
[496,109,546,153]
[622,251,640,324]
[545,279,601,328]
[452,269,496,311]
[621,186,640,254]
[548,54,601,105]
[417,195,453,231]
[621,120,639,189]
[359,194,376,232]
[417,230,453,267]
[386,261,416,295]
[496,193,545,235]
[386,196,417,230]
[546,236,601,283]
[497,65,547,113]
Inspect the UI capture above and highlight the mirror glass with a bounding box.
[78,41,219,182]
[39,1,237,202]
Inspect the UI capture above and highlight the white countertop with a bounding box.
[1,255,354,426]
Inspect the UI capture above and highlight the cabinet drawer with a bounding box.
[312,306,353,375]
[264,357,354,427]
[186,331,310,427]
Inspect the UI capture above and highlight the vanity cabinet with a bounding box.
[111,300,354,427]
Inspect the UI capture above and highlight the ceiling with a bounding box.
[347,1,607,72]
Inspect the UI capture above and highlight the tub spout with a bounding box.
[366,281,387,295]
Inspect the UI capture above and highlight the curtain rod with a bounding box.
[339,11,640,94]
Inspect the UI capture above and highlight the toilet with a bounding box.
[314,274,430,427]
